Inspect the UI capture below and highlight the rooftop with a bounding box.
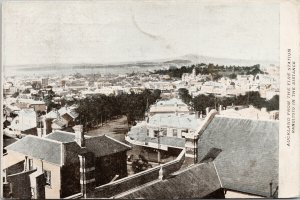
[5,135,62,165]
[148,113,202,130]
[198,116,278,197]
[6,130,131,166]
[117,162,221,199]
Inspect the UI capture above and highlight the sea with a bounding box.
[4,65,165,78]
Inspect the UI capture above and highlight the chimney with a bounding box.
[42,117,46,136]
[195,111,199,119]
[200,111,203,119]
[269,182,273,197]
[205,107,210,116]
[74,125,85,147]
[184,134,199,164]
[24,156,28,171]
[158,166,164,180]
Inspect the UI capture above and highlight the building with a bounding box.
[115,162,224,199]
[8,109,37,136]
[3,126,131,199]
[126,110,214,164]
[41,78,49,88]
[219,105,279,120]
[89,114,278,199]
[45,106,79,133]
[149,98,191,115]
[197,115,278,198]
[125,111,279,199]
[3,82,18,96]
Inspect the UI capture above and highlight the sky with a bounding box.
[3,0,279,66]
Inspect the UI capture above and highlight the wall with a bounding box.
[225,190,263,198]
[89,149,185,198]
[94,151,128,187]
[60,163,80,198]
[6,169,37,199]
[25,155,62,199]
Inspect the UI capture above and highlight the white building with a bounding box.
[8,109,37,135]
[149,98,191,115]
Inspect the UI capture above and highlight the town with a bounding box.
[2,62,279,198]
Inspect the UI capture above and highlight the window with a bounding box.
[172,129,178,137]
[44,170,51,186]
[154,130,159,138]
[161,128,167,136]
[28,158,33,170]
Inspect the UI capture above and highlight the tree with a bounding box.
[266,95,279,111]
[178,88,192,105]
[229,73,237,79]
[192,94,216,113]
[11,92,19,98]
[75,89,161,130]
[23,89,30,94]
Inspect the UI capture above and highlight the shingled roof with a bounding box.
[197,116,278,197]
[116,162,222,199]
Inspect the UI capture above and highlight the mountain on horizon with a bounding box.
[7,54,278,69]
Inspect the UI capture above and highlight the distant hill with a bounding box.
[6,54,277,71]
[180,54,277,66]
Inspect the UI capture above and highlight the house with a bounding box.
[45,106,78,133]
[57,105,78,126]
[15,99,47,112]
[3,125,131,199]
[8,109,37,136]
[3,82,18,96]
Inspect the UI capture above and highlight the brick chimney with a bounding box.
[74,125,85,147]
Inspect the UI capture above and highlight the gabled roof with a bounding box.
[5,135,62,166]
[52,119,67,128]
[117,162,221,199]
[46,130,131,157]
[45,130,80,143]
[58,106,78,119]
[6,131,131,166]
[86,135,132,157]
[45,110,59,119]
[198,116,278,197]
